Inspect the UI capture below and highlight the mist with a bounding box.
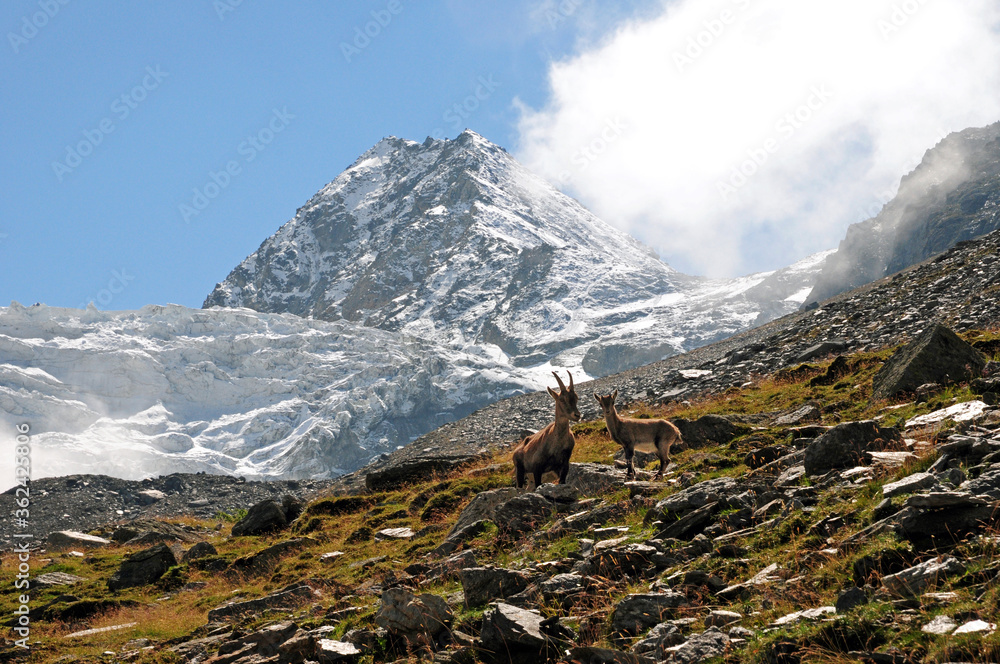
[515,0,1000,278]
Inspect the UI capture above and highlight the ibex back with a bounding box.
[513,371,581,489]
[595,390,680,480]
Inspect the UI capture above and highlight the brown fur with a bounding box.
[594,390,680,480]
[513,371,581,489]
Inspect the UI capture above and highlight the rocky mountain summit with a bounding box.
[807,121,1000,305]
[205,129,827,376]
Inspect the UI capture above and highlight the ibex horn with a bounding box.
[568,371,574,391]
[552,371,568,392]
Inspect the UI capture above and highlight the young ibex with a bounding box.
[513,371,581,489]
[594,390,680,481]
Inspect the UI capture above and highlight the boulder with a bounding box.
[704,610,742,628]
[136,489,166,505]
[835,587,868,613]
[667,628,730,664]
[231,499,288,537]
[111,520,202,545]
[478,602,574,664]
[872,324,986,400]
[882,472,938,498]
[460,567,531,608]
[228,537,313,576]
[47,531,111,550]
[671,415,748,449]
[881,556,965,597]
[108,543,177,591]
[565,462,630,495]
[630,622,684,660]
[611,593,689,638]
[586,543,665,579]
[374,588,453,647]
[182,541,218,563]
[365,452,485,491]
[495,493,554,537]
[774,404,821,427]
[803,421,903,475]
[650,477,740,518]
[449,488,520,535]
[317,639,362,663]
[744,445,791,469]
[797,340,848,363]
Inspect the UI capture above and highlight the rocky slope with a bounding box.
[807,122,1000,305]
[3,312,999,663]
[333,227,1000,494]
[205,130,828,376]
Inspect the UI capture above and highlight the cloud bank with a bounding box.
[516,0,1000,277]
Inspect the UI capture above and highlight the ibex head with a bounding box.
[547,371,581,422]
[593,389,619,417]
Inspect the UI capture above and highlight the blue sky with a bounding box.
[0,1,653,310]
[4,1,1000,310]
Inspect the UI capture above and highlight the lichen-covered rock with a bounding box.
[374,588,453,647]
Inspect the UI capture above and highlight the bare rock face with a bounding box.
[872,324,986,400]
[803,421,904,475]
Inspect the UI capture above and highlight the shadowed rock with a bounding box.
[872,324,985,400]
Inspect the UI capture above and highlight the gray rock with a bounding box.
[882,472,937,498]
[478,602,574,664]
[536,482,579,503]
[651,477,739,518]
[108,543,178,591]
[671,415,748,449]
[872,324,986,400]
[208,583,318,621]
[904,492,986,509]
[835,587,868,613]
[34,572,87,587]
[774,404,822,426]
[460,566,531,608]
[449,488,520,535]
[47,530,111,550]
[231,498,289,537]
[744,445,791,469]
[495,492,554,537]
[182,541,218,563]
[611,593,689,638]
[136,489,166,504]
[228,537,313,576]
[317,638,362,663]
[921,615,957,635]
[631,622,683,659]
[803,421,903,475]
[667,627,730,664]
[374,588,453,645]
[881,556,965,597]
[565,462,630,496]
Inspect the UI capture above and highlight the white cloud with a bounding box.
[515,0,1000,277]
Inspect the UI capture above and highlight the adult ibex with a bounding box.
[594,390,680,480]
[513,371,581,489]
